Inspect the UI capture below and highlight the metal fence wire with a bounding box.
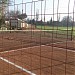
[0,0,75,75]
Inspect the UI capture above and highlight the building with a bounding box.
[5,18,29,30]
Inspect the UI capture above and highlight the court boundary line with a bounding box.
[0,56,36,75]
[0,44,75,54]
[0,43,75,75]
[0,29,68,32]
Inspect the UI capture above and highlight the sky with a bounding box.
[8,0,75,21]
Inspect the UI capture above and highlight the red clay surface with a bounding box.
[0,31,75,75]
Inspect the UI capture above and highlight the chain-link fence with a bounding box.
[0,0,75,75]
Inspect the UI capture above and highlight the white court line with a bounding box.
[0,44,75,54]
[0,57,36,75]
[0,41,74,54]
[0,44,75,75]
[0,29,58,32]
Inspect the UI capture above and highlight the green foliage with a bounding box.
[61,16,73,26]
[18,13,27,19]
[0,16,5,27]
[6,10,27,19]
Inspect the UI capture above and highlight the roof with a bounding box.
[5,17,25,23]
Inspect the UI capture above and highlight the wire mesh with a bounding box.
[0,0,75,75]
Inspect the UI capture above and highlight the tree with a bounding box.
[0,0,11,17]
[18,13,27,19]
[26,18,30,23]
[50,17,52,25]
[61,16,73,26]
[6,10,21,18]
[47,21,49,25]
[36,9,39,21]
[32,19,35,24]
[0,0,11,27]
[6,10,27,19]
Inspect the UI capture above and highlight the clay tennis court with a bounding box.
[0,31,75,75]
[0,0,75,75]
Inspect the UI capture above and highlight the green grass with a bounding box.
[36,25,75,37]
[36,25,75,30]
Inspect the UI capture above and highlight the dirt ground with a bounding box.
[0,31,75,75]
